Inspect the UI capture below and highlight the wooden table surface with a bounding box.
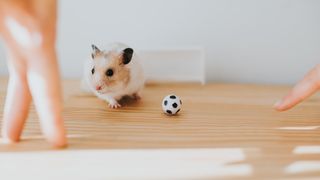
[0,78,320,180]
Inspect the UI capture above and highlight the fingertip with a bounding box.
[273,99,291,111]
[48,134,68,148]
[53,140,68,149]
[1,129,21,144]
[273,100,283,110]
[273,100,281,108]
[0,137,19,145]
[274,106,286,112]
[43,124,68,148]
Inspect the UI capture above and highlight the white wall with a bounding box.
[0,0,320,84]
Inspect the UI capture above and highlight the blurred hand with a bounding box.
[274,65,320,111]
[0,0,67,147]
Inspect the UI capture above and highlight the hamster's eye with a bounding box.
[105,69,114,77]
[91,68,95,75]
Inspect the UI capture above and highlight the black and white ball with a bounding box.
[162,94,182,115]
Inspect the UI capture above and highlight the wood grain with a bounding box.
[0,78,320,179]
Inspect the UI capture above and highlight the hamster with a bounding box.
[82,42,145,108]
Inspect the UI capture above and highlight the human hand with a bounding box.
[274,65,320,111]
[0,0,67,147]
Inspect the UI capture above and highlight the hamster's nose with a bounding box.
[95,86,102,90]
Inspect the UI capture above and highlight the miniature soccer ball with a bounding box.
[162,94,182,115]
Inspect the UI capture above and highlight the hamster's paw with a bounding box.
[108,101,121,109]
[105,96,121,109]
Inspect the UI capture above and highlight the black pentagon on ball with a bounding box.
[164,100,168,106]
[176,109,180,113]
[180,100,182,105]
[166,110,172,114]
[170,95,176,99]
[172,103,178,108]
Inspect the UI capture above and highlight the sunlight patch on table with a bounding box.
[276,126,320,130]
[285,161,320,174]
[293,146,320,154]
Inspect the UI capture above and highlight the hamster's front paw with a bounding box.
[108,100,121,109]
[105,96,121,109]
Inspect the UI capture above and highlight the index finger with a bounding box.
[274,65,320,111]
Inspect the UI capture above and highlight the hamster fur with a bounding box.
[82,42,145,108]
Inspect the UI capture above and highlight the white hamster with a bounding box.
[82,42,145,108]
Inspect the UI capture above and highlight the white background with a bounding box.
[0,0,319,84]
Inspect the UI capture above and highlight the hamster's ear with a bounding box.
[91,44,101,59]
[122,48,134,65]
